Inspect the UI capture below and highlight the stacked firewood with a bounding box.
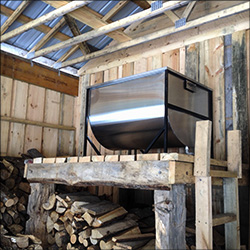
[44,192,155,250]
[0,158,43,249]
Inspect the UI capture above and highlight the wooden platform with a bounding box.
[25,152,235,190]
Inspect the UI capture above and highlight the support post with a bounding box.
[154,185,186,249]
[224,130,241,249]
[25,158,55,247]
[194,120,213,249]
[75,74,89,156]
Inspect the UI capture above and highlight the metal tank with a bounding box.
[84,67,212,153]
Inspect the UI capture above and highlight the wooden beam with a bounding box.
[194,120,212,176]
[0,52,78,96]
[1,116,75,131]
[131,0,151,10]
[26,160,172,189]
[194,121,213,250]
[54,45,80,64]
[154,185,186,249]
[43,0,131,43]
[58,2,249,72]
[164,10,180,23]
[212,213,237,227]
[181,1,197,20]
[224,130,241,249]
[1,0,30,35]
[29,18,66,53]
[102,1,129,22]
[0,5,71,42]
[78,5,249,75]
[1,1,91,42]
[27,1,186,60]
[64,14,90,55]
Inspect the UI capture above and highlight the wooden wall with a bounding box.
[1,75,75,157]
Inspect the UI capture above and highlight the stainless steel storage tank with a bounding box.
[84,67,212,153]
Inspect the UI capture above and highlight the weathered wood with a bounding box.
[26,160,171,189]
[0,5,71,42]
[28,1,186,60]
[25,158,55,247]
[154,185,186,249]
[91,219,138,239]
[1,0,30,35]
[1,1,91,42]
[224,130,241,249]
[194,120,212,176]
[43,0,131,43]
[102,1,129,22]
[212,213,237,227]
[0,52,78,96]
[181,1,197,20]
[112,233,154,243]
[194,121,213,250]
[92,207,127,227]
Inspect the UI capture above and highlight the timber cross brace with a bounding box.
[25,120,242,249]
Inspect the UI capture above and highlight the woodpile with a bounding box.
[43,192,155,250]
[0,158,43,249]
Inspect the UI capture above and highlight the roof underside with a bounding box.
[0,0,249,76]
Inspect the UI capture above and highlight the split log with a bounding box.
[55,230,69,248]
[116,239,149,250]
[91,219,138,239]
[92,207,127,227]
[112,233,155,243]
[50,211,59,223]
[43,194,56,210]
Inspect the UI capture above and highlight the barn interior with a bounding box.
[0,1,249,249]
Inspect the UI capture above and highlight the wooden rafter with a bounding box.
[64,14,90,55]
[54,45,80,64]
[0,1,91,42]
[102,0,130,22]
[131,0,151,10]
[43,1,131,43]
[182,1,197,20]
[29,18,66,53]
[26,1,187,60]
[164,10,180,23]
[1,0,30,35]
[0,5,71,42]
[49,2,248,71]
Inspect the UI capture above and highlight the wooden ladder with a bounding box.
[194,121,241,250]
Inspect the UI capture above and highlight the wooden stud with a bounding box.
[194,120,212,177]
[224,130,241,249]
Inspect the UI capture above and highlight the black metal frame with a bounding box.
[83,67,213,156]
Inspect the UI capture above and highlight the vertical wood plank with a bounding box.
[185,43,199,81]
[195,177,213,250]
[42,89,60,157]
[11,80,28,119]
[194,120,212,250]
[25,84,45,153]
[24,125,43,153]
[58,94,75,156]
[1,121,10,156]
[26,85,45,122]
[162,49,180,72]
[155,185,186,249]
[8,80,28,156]
[134,58,147,74]
[194,120,212,176]
[224,130,241,249]
[1,75,13,117]
[204,37,225,160]
[179,47,186,74]
[1,76,13,156]
[232,30,249,164]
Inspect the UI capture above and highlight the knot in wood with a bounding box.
[155,199,174,214]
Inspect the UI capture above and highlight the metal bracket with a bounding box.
[151,0,163,11]
[175,17,186,28]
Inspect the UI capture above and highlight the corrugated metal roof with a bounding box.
[0,0,144,72]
